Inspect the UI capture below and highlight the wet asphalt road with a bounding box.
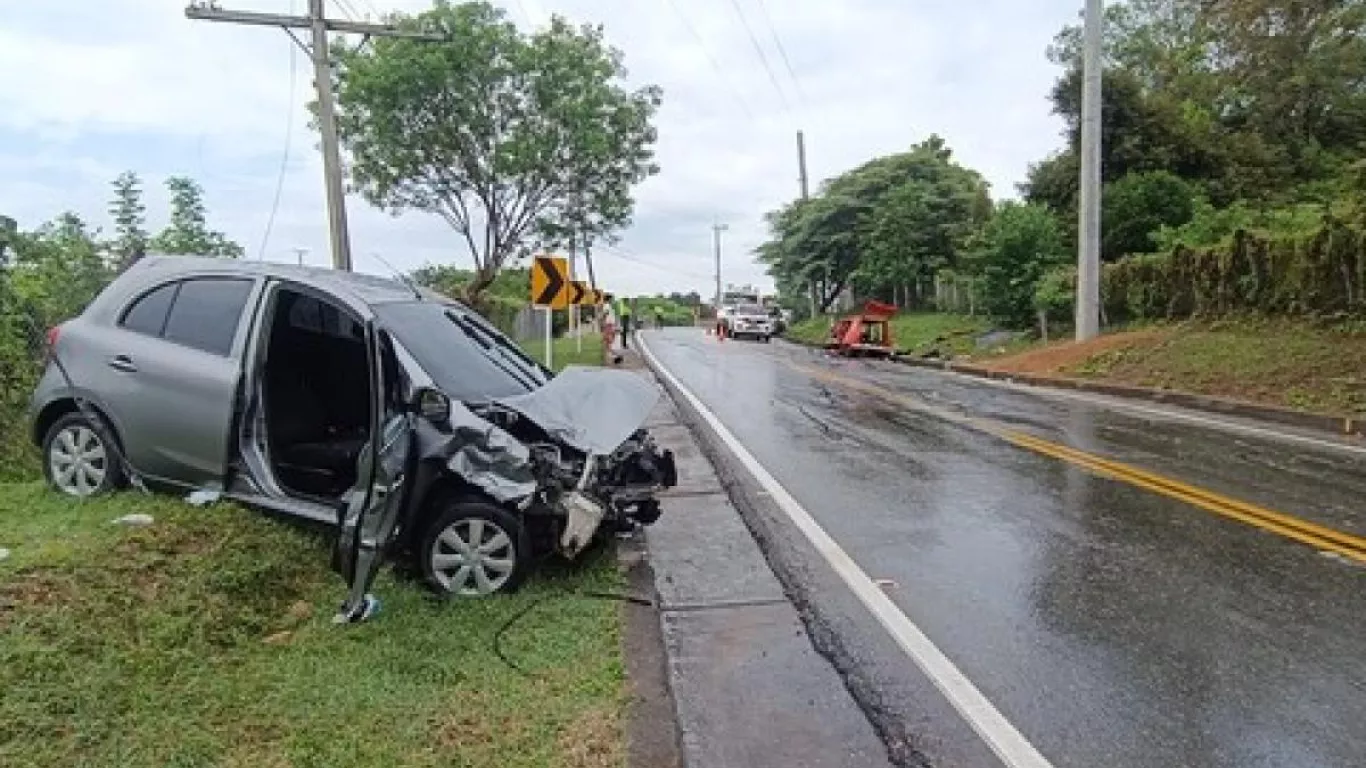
[639,328,1366,768]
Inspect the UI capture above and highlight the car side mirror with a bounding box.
[413,387,451,423]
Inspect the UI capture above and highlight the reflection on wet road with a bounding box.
[641,328,1366,768]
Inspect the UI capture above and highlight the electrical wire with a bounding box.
[659,0,757,119]
[600,243,715,283]
[332,0,361,22]
[751,0,806,104]
[492,589,656,676]
[258,1,299,260]
[489,543,655,676]
[725,0,792,114]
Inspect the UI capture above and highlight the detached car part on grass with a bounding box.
[29,256,677,623]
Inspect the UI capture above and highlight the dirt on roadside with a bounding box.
[984,328,1170,376]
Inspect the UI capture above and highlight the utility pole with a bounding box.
[185,1,443,272]
[292,247,308,266]
[712,222,728,315]
[1076,0,1104,341]
[797,130,817,317]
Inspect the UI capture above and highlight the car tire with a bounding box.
[42,412,125,498]
[419,500,531,597]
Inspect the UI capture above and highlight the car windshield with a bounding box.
[736,304,766,315]
[374,300,549,401]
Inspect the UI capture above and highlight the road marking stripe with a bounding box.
[1003,431,1366,564]
[793,358,1366,563]
[639,334,1055,768]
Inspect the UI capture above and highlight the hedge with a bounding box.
[1038,216,1366,326]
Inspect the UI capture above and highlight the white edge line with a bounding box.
[638,333,1055,768]
[909,364,1366,458]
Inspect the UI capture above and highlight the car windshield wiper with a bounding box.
[444,312,541,391]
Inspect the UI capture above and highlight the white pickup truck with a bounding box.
[721,303,775,342]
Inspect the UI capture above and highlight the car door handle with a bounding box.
[108,355,138,373]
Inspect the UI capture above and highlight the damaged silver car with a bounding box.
[28,256,676,619]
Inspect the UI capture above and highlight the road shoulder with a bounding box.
[627,344,892,768]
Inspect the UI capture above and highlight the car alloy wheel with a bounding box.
[43,413,122,498]
[420,501,530,597]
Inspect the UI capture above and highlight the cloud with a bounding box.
[0,0,1081,298]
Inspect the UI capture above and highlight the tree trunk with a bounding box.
[464,265,498,303]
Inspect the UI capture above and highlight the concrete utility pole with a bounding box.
[185,1,442,272]
[1076,0,1104,340]
[712,222,728,314]
[797,131,818,317]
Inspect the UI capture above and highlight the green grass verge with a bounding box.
[0,484,627,768]
[786,312,992,356]
[523,334,605,372]
[1067,318,1366,416]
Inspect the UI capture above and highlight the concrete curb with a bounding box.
[891,355,1363,439]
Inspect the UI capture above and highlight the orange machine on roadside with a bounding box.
[825,300,897,358]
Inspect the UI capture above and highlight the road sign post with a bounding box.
[531,255,570,371]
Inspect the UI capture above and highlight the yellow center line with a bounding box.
[790,360,1366,564]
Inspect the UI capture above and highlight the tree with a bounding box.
[332,0,661,301]
[150,177,244,258]
[1102,170,1195,260]
[108,171,148,270]
[759,136,992,312]
[0,215,16,267]
[966,202,1067,326]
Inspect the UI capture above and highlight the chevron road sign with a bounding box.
[531,255,570,309]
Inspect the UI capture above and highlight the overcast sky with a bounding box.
[0,0,1082,298]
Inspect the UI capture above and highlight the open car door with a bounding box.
[332,324,414,623]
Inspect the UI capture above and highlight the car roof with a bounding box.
[127,254,448,306]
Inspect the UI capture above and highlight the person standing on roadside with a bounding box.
[618,296,633,350]
[601,294,622,364]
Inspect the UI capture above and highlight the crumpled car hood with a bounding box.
[495,366,661,455]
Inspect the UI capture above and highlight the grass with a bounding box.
[0,484,627,768]
[786,312,992,356]
[523,334,605,372]
[988,317,1366,417]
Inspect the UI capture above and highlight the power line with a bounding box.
[751,0,806,104]
[599,243,714,283]
[659,0,756,119]
[258,1,299,260]
[332,0,360,22]
[724,0,791,114]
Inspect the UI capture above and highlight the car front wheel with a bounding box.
[419,500,531,597]
[42,412,124,498]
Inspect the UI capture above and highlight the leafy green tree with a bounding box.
[9,213,111,329]
[332,0,661,301]
[1102,170,1195,260]
[759,136,991,311]
[150,177,244,258]
[966,202,1067,326]
[108,171,148,270]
